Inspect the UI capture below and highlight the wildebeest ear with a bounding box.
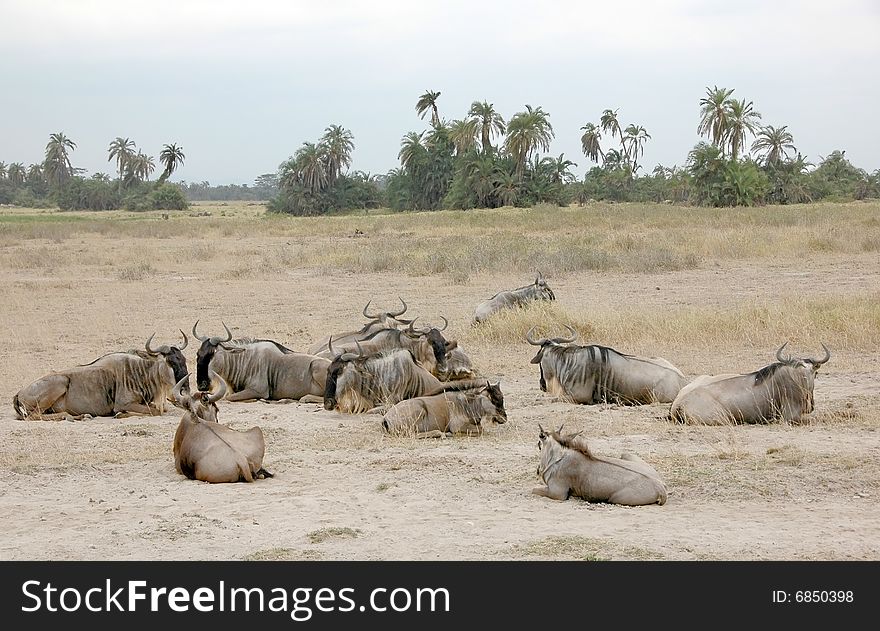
[538,423,546,437]
[445,340,458,351]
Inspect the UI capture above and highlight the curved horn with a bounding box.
[192,320,208,342]
[776,342,790,363]
[173,374,190,404]
[354,339,365,357]
[328,335,337,358]
[538,423,546,436]
[526,326,547,346]
[436,315,448,332]
[362,300,378,319]
[205,371,227,403]
[405,318,421,339]
[220,322,232,342]
[557,325,578,344]
[177,330,188,351]
[813,343,831,366]
[145,333,158,354]
[390,296,408,317]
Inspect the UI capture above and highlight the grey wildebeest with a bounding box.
[533,426,667,506]
[12,332,190,421]
[526,326,687,405]
[669,343,831,425]
[382,381,507,438]
[473,271,556,324]
[193,321,330,402]
[323,346,487,414]
[308,297,413,356]
[317,317,474,380]
[172,373,273,483]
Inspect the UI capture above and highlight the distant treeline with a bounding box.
[178,175,279,202]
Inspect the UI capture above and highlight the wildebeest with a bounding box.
[473,271,556,324]
[669,343,831,425]
[309,297,412,356]
[171,373,273,483]
[382,381,507,438]
[532,425,667,506]
[323,346,487,414]
[193,321,330,402]
[12,332,189,421]
[317,317,471,379]
[526,326,687,404]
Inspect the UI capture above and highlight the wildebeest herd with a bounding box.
[11,272,831,508]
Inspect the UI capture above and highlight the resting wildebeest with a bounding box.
[669,343,831,425]
[526,326,687,404]
[12,332,189,421]
[382,381,507,438]
[532,425,667,506]
[193,321,330,402]
[473,271,556,324]
[317,317,473,379]
[323,346,487,414]
[172,373,272,483]
[309,297,413,356]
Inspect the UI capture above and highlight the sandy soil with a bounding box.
[1,230,878,561]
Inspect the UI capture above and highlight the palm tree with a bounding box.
[503,104,554,178]
[7,162,25,186]
[320,125,354,183]
[108,137,136,191]
[467,101,506,154]
[157,143,186,184]
[543,153,578,184]
[44,132,77,188]
[0,162,6,180]
[725,98,762,160]
[751,125,797,166]
[91,172,112,183]
[398,132,426,171]
[622,124,651,172]
[493,171,519,206]
[600,109,623,148]
[697,86,736,151]
[447,119,479,156]
[26,163,43,184]
[293,142,328,193]
[124,151,155,185]
[415,90,441,127]
[580,122,604,164]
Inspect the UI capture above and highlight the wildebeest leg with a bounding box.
[225,389,266,402]
[365,405,388,414]
[299,395,323,404]
[114,402,161,418]
[531,480,570,501]
[16,375,69,420]
[415,430,448,439]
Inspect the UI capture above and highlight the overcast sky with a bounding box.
[2,0,879,185]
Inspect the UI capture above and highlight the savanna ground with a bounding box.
[0,200,878,561]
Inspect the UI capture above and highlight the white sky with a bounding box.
[1,0,878,184]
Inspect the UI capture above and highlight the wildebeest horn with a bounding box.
[538,423,546,436]
[436,315,448,331]
[328,335,337,358]
[213,322,233,345]
[526,326,547,346]
[177,330,188,350]
[776,342,790,363]
[173,374,191,404]
[355,339,365,357]
[362,300,378,319]
[390,296,408,317]
[813,343,831,366]
[192,320,208,342]
[205,371,227,403]
[145,333,171,355]
[405,318,421,338]
[557,325,578,344]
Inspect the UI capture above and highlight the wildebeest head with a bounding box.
[477,380,507,424]
[323,337,366,411]
[192,320,246,390]
[534,271,556,301]
[144,330,190,384]
[526,325,578,364]
[172,371,227,423]
[764,342,832,414]
[403,317,456,375]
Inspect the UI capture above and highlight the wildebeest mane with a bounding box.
[752,361,798,386]
[549,430,594,459]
